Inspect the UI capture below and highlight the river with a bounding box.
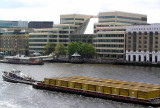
[0,62,160,108]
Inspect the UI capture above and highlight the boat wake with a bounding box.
[0,100,22,108]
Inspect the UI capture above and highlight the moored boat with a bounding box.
[33,76,160,106]
[0,55,44,65]
[2,69,37,85]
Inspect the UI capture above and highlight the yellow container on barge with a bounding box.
[43,76,160,100]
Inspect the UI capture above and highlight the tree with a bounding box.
[66,42,96,58]
[44,42,55,55]
[66,42,79,57]
[54,43,66,58]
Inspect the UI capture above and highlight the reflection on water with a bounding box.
[0,63,159,108]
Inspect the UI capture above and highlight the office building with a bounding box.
[29,14,93,53]
[69,17,98,43]
[0,20,28,28]
[126,24,160,63]
[28,21,54,28]
[94,11,147,59]
[0,29,30,55]
[29,28,69,53]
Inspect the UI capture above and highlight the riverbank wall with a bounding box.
[48,58,160,67]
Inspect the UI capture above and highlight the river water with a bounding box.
[0,62,160,108]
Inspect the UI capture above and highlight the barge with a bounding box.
[33,76,160,106]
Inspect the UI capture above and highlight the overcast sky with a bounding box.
[0,0,159,24]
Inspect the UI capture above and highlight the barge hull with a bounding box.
[0,61,44,65]
[33,83,160,107]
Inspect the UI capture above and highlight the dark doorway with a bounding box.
[128,55,130,62]
[149,54,152,62]
[155,56,158,63]
[144,56,146,62]
[139,55,141,62]
[133,55,136,62]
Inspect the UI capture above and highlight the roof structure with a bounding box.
[72,17,98,34]
[84,18,98,34]
[72,51,81,57]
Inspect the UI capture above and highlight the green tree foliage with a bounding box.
[54,43,66,58]
[66,42,96,58]
[44,42,55,55]
[66,42,79,56]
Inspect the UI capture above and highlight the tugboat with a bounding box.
[2,69,37,85]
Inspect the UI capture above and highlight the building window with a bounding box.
[149,32,153,52]
[155,45,158,48]
[139,32,142,35]
[133,32,137,52]
[144,37,147,39]
[144,45,147,48]
[128,37,131,39]
[144,32,147,35]
[128,40,131,43]
[128,32,131,35]
[155,32,158,35]
[155,37,158,40]
[149,32,153,36]
[128,45,131,48]
[144,41,147,44]
[128,49,131,52]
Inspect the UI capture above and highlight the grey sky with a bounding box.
[0,0,159,24]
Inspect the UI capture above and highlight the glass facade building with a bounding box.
[0,20,28,28]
